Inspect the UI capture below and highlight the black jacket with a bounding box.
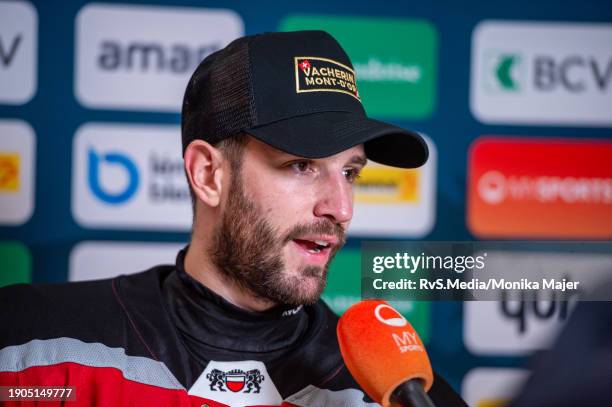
[0,251,466,406]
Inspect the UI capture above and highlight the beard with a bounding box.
[209,168,346,306]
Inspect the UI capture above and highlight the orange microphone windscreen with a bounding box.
[337,300,434,406]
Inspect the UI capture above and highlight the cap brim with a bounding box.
[245,111,428,168]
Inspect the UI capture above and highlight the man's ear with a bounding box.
[184,140,224,208]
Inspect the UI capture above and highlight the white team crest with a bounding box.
[189,360,282,406]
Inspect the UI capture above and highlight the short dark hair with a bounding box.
[186,134,249,218]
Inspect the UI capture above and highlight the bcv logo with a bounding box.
[0,1,37,104]
[88,148,139,205]
[471,21,612,126]
[73,124,191,230]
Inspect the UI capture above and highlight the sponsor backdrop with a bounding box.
[1,0,611,403]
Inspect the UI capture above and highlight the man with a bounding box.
[0,31,465,406]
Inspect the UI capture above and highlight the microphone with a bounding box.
[337,300,435,407]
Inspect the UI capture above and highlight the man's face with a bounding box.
[209,137,366,306]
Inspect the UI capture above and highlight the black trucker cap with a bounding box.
[181,30,428,168]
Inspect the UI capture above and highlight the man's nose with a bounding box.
[313,172,353,225]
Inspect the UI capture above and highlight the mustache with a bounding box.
[283,219,346,246]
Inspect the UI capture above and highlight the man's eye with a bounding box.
[290,161,312,173]
[343,167,361,183]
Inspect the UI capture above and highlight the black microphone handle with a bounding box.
[389,379,436,407]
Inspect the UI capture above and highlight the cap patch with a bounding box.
[295,57,360,101]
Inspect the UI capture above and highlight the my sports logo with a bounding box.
[467,136,612,238]
[295,57,360,100]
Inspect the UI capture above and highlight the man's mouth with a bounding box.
[292,238,333,255]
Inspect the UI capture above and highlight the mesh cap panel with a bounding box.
[181,36,257,152]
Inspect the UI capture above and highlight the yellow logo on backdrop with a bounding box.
[476,398,510,407]
[0,153,20,192]
[355,165,420,204]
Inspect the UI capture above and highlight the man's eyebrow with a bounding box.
[347,155,368,166]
